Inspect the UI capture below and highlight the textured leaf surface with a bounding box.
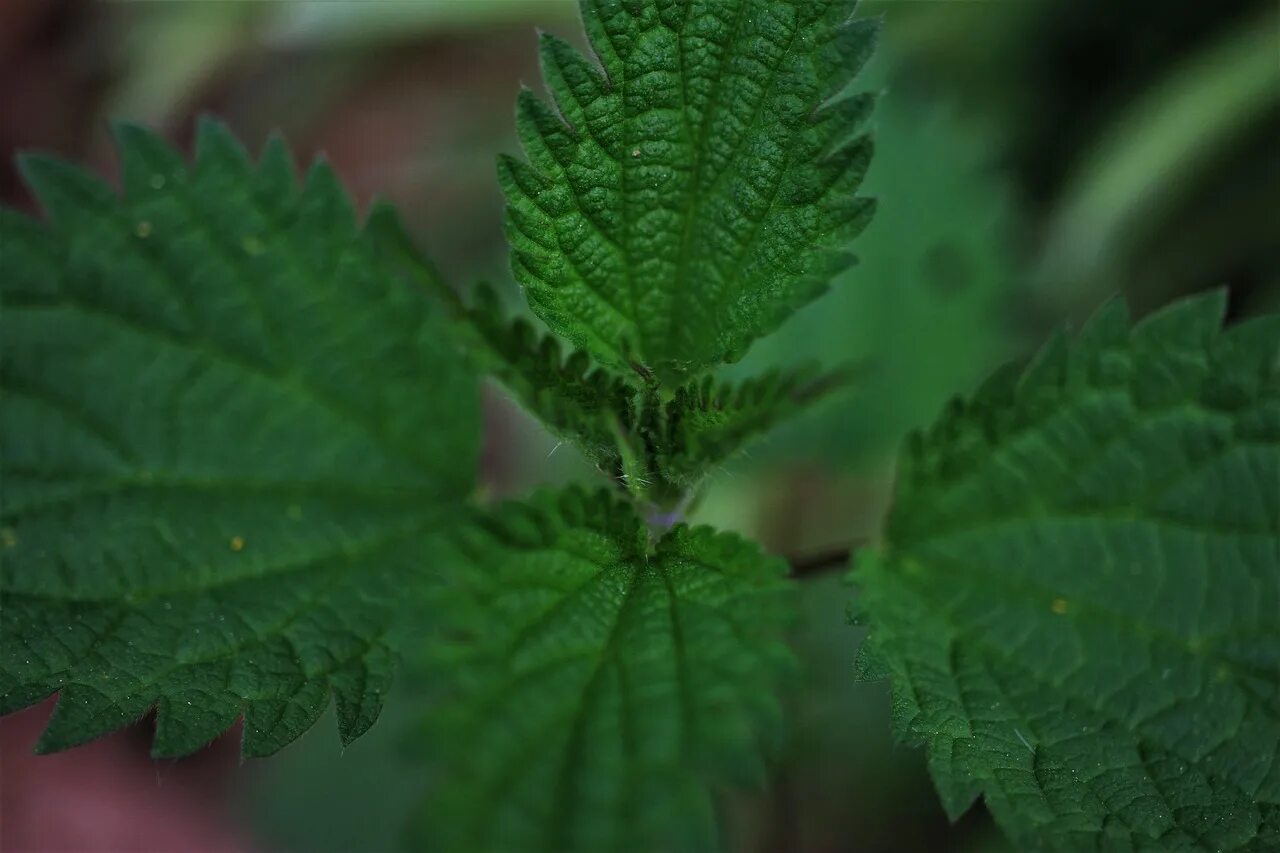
[452,276,843,499]
[421,487,795,851]
[503,0,877,385]
[461,283,638,468]
[0,122,478,757]
[854,293,1280,850]
[644,366,849,487]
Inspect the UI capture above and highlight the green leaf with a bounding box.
[445,275,845,500]
[646,365,851,487]
[420,486,795,851]
[503,0,877,386]
[362,210,643,479]
[0,120,479,757]
[853,293,1280,850]
[461,283,639,469]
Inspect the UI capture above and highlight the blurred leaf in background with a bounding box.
[880,0,1280,321]
[722,50,1020,473]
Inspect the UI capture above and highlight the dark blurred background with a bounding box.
[2,1,1276,850]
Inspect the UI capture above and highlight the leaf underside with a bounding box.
[0,121,478,757]
[503,0,877,385]
[420,487,795,852]
[854,293,1280,850]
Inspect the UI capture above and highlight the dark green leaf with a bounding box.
[0,121,479,757]
[854,293,1280,850]
[461,283,638,469]
[647,365,851,487]
[421,486,795,851]
[503,0,877,385]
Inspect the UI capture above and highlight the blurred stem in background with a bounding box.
[1035,4,1280,316]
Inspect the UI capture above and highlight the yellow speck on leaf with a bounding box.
[242,236,265,256]
[135,221,153,238]
[1,528,16,548]
[1051,597,1069,615]
[631,148,641,158]
[230,536,246,552]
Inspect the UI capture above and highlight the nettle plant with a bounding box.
[1,1,1277,850]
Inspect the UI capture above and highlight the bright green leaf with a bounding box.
[420,486,795,851]
[503,0,877,385]
[0,120,479,757]
[854,293,1280,850]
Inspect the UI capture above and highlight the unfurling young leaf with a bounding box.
[853,293,1280,851]
[457,282,639,469]
[503,0,878,385]
[0,121,479,757]
[420,486,795,852]
[648,366,853,487]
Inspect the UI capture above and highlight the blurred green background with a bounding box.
[2,1,1275,850]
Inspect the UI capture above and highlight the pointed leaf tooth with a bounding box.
[538,32,606,132]
[152,690,244,758]
[816,16,880,102]
[241,679,330,758]
[332,653,393,745]
[1131,287,1227,349]
[17,153,117,227]
[195,116,253,179]
[255,133,298,205]
[814,91,876,156]
[36,684,152,754]
[515,87,576,176]
[816,133,875,199]
[112,122,188,199]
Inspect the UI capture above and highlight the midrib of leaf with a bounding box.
[609,22,643,362]
[668,1,751,354]
[547,566,650,851]
[674,16,811,342]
